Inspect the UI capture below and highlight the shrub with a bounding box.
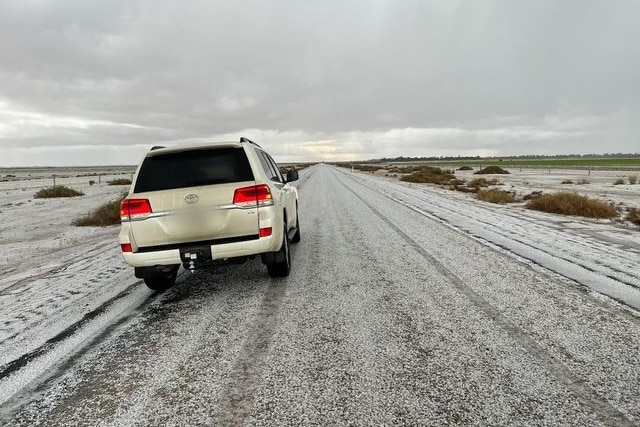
[89,180,96,186]
[468,178,498,189]
[561,180,574,184]
[401,172,452,185]
[628,175,638,185]
[392,165,439,174]
[525,192,618,219]
[34,186,83,198]
[352,164,384,172]
[108,178,132,185]
[441,168,454,175]
[449,179,466,186]
[627,208,640,225]
[474,166,510,175]
[455,177,499,193]
[476,189,516,204]
[457,165,474,171]
[523,191,543,201]
[73,195,125,226]
[400,167,454,185]
[613,178,625,185]
[455,186,477,193]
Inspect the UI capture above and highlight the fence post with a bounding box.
[53,174,56,187]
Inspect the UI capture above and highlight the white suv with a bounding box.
[118,138,300,290]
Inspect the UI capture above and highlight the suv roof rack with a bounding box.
[150,146,165,151]
[240,137,261,148]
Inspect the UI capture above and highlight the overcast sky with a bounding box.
[0,0,638,166]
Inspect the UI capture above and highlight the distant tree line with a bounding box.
[369,153,640,163]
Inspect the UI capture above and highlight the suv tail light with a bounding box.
[233,184,273,206]
[120,198,152,221]
[259,227,272,238]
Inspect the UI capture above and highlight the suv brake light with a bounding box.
[233,184,273,206]
[120,198,152,221]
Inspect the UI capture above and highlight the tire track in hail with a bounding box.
[0,240,118,295]
[342,170,640,309]
[212,278,287,426]
[404,191,638,285]
[332,168,635,427]
[347,171,639,285]
[347,169,637,269]
[0,280,143,380]
[213,167,310,425]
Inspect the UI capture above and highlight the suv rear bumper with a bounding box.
[120,232,281,267]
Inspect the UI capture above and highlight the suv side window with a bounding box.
[257,151,282,183]
[265,153,284,183]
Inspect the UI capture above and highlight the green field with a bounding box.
[398,158,640,168]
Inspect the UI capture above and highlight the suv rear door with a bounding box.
[127,145,259,248]
[257,150,297,229]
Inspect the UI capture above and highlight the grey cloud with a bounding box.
[0,0,638,165]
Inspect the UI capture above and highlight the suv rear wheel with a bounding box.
[266,223,291,277]
[142,266,179,291]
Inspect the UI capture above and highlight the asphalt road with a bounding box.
[2,164,639,426]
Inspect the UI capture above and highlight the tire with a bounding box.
[267,225,291,277]
[143,266,178,291]
[290,211,301,243]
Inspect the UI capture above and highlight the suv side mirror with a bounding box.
[286,170,299,182]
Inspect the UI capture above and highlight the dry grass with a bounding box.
[476,189,516,204]
[454,186,477,193]
[34,186,83,198]
[613,178,625,185]
[474,166,510,175]
[391,165,438,174]
[108,178,132,185]
[449,178,466,186]
[468,178,498,189]
[628,175,638,185]
[577,178,590,185]
[523,191,543,201]
[627,208,640,225]
[525,192,618,219]
[349,164,384,172]
[456,177,499,193]
[400,166,454,185]
[73,194,126,226]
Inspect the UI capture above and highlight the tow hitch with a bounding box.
[179,246,212,272]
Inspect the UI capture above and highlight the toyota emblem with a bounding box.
[184,193,199,204]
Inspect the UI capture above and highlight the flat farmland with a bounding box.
[388,157,640,169]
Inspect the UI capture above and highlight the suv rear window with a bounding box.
[134,147,254,193]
